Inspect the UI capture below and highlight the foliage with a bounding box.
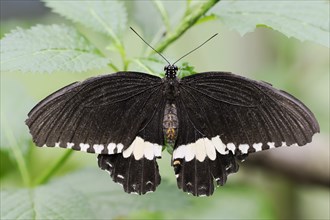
[213,1,329,47]
[1,0,328,73]
[1,169,191,219]
[0,0,329,219]
[0,24,109,73]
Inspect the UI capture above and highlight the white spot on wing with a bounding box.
[67,142,74,149]
[117,143,124,153]
[55,142,60,147]
[253,143,263,152]
[117,174,124,179]
[146,181,153,185]
[267,142,275,149]
[238,144,249,154]
[107,143,116,154]
[225,164,232,170]
[212,136,228,155]
[184,144,195,161]
[123,142,135,158]
[226,143,235,154]
[106,161,112,168]
[123,136,162,160]
[144,142,154,160]
[204,138,216,160]
[173,145,185,159]
[79,143,90,152]
[175,136,233,162]
[154,144,162,157]
[133,137,145,160]
[195,139,206,162]
[93,144,104,154]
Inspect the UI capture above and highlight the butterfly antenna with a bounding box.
[173,33,218,65]
[130,27,171,65]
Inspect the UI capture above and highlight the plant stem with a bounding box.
[3,117,31,186]
[89,8,128,70]
[108,63,120,72]
[35,150,74,185]
[153,0,171,32]
[153,0,220,54]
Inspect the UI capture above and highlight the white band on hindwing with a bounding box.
[122,136,162,160]
[173,135,290,162]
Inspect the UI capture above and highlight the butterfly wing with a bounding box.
[173,71,319,196]
[26,72,166,194]
[26,71,165,152]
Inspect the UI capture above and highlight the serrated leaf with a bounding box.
[1,186,95,219]
[213,1,329,47]
[0,24,109,73]
[1,168,190,219]
[44,0,127,41]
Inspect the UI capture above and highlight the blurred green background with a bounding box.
[1,1,329,220]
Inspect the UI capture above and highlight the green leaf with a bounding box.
[1,168,190,219]
[153,0,171,32]
[1,186,95,219]
[0,77,32,150]
[164,185,276,219]
[44,0,127,41]
[132,56,165,77]
[0,24,109,73]
[196,14,218,25]
[177,62,197,78]
[213,1,329,47]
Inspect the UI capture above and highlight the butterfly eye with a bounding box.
[164,66,168,71]
[175,66,178,71]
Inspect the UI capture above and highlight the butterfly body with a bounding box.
[26,65,319,196]
[163,102,178,145]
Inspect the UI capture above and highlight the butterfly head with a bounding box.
[164,65,178,79]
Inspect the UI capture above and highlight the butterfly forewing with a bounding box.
[175,71,319,157]
[26,72,165,154]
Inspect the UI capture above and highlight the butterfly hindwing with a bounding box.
[98,154,161,195]
[173,97,239,196]
[26,72,165,155]
[95,96,166,194]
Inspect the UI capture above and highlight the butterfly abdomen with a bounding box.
[163,102,179,145]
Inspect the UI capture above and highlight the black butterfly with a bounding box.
[26,31,319,197]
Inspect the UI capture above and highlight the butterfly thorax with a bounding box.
[163,64,179,99]
[164,64,178,79]
[163,102,178,145]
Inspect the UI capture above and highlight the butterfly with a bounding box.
[26,30,319,197]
